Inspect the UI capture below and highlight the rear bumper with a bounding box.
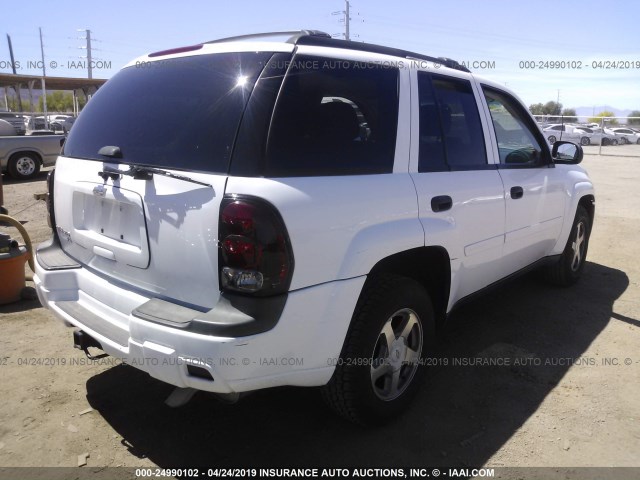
[34,240,365,394]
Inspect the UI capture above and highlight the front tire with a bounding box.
[580,136,590,146]
[544,205,591,286]
[548,135,557,144]
[8,152,40,180]
[322,274,435,425]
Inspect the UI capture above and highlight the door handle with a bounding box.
[510,186,524,199]
[431,195,453,212]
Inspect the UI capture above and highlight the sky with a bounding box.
[2,0,639,112]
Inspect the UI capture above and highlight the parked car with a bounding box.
[46,115,76,133]
[0,112,26,135]
[573,126,618,146]
[34,31,594,425]
[605,127,640,144]
[542,124,582,144]
[0,134,65,179]
[25,115,47,132]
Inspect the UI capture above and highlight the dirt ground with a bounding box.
[0,155,639,473]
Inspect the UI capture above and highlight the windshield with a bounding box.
[63,51,274,173]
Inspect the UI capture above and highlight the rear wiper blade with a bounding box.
[99,165,212,188]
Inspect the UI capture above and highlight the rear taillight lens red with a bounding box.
[46,169,56,231]
[219,195,294,296]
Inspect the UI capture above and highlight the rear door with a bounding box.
[55,50,279,309]
[409,69,506,305]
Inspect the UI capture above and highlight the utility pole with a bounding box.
[39,27,48,126]
[6,35,17,74]
[345,0,350,41]
[6,34,22,112]
[332,1,351,40]
[86,29,93,79]
[78,29,94,79]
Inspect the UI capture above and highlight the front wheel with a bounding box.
[612,139,619,146]
[620,137,628,145]
[8,152,40,180]
[580,136,590,146]
[548,135,557,144]
[322,274,435,425]
[544,205,591,286]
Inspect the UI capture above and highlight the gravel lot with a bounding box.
[0,154,639,474]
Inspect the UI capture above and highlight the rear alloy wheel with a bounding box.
[8,152,40,180]
[322,274,435,425]
[544,205,591,286]
[580,136,590,146]
[548,135,557,144]
[370,308,423,401]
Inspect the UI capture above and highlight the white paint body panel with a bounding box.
[53,156,224,309]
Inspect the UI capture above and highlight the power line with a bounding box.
[363,15,639,53]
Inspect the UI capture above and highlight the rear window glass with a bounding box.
[63,52,273,173]
[265,55,399,177]
[417,72,487,171]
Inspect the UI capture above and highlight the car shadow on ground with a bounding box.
[85,262,628,468]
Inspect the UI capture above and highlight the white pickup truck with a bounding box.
[34,31,595,425]
[0,134,65,180]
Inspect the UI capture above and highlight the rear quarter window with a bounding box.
[264,55,399,177]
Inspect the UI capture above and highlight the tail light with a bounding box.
[46,169,56,232]
[219,195,294,296]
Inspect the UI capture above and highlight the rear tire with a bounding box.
[548,135,557,144]
[8,152,40,180]
[322,274,435,425]
[544,205,591,286]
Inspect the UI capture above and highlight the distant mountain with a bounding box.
[574,106,634,120]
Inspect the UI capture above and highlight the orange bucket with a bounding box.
[0,247,29,304]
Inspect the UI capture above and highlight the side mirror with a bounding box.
[552,141,583,164]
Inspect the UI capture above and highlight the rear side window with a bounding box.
[63,52,273,173]
[265,56,399,177]
[418,72,487,171]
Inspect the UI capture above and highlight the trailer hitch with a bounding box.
[73,329,108,360]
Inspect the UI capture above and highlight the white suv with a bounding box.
[34,31,595,425]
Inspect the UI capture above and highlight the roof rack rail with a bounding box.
[295,36,470,73]
[206,30,331,45]
[205,30,469,73]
